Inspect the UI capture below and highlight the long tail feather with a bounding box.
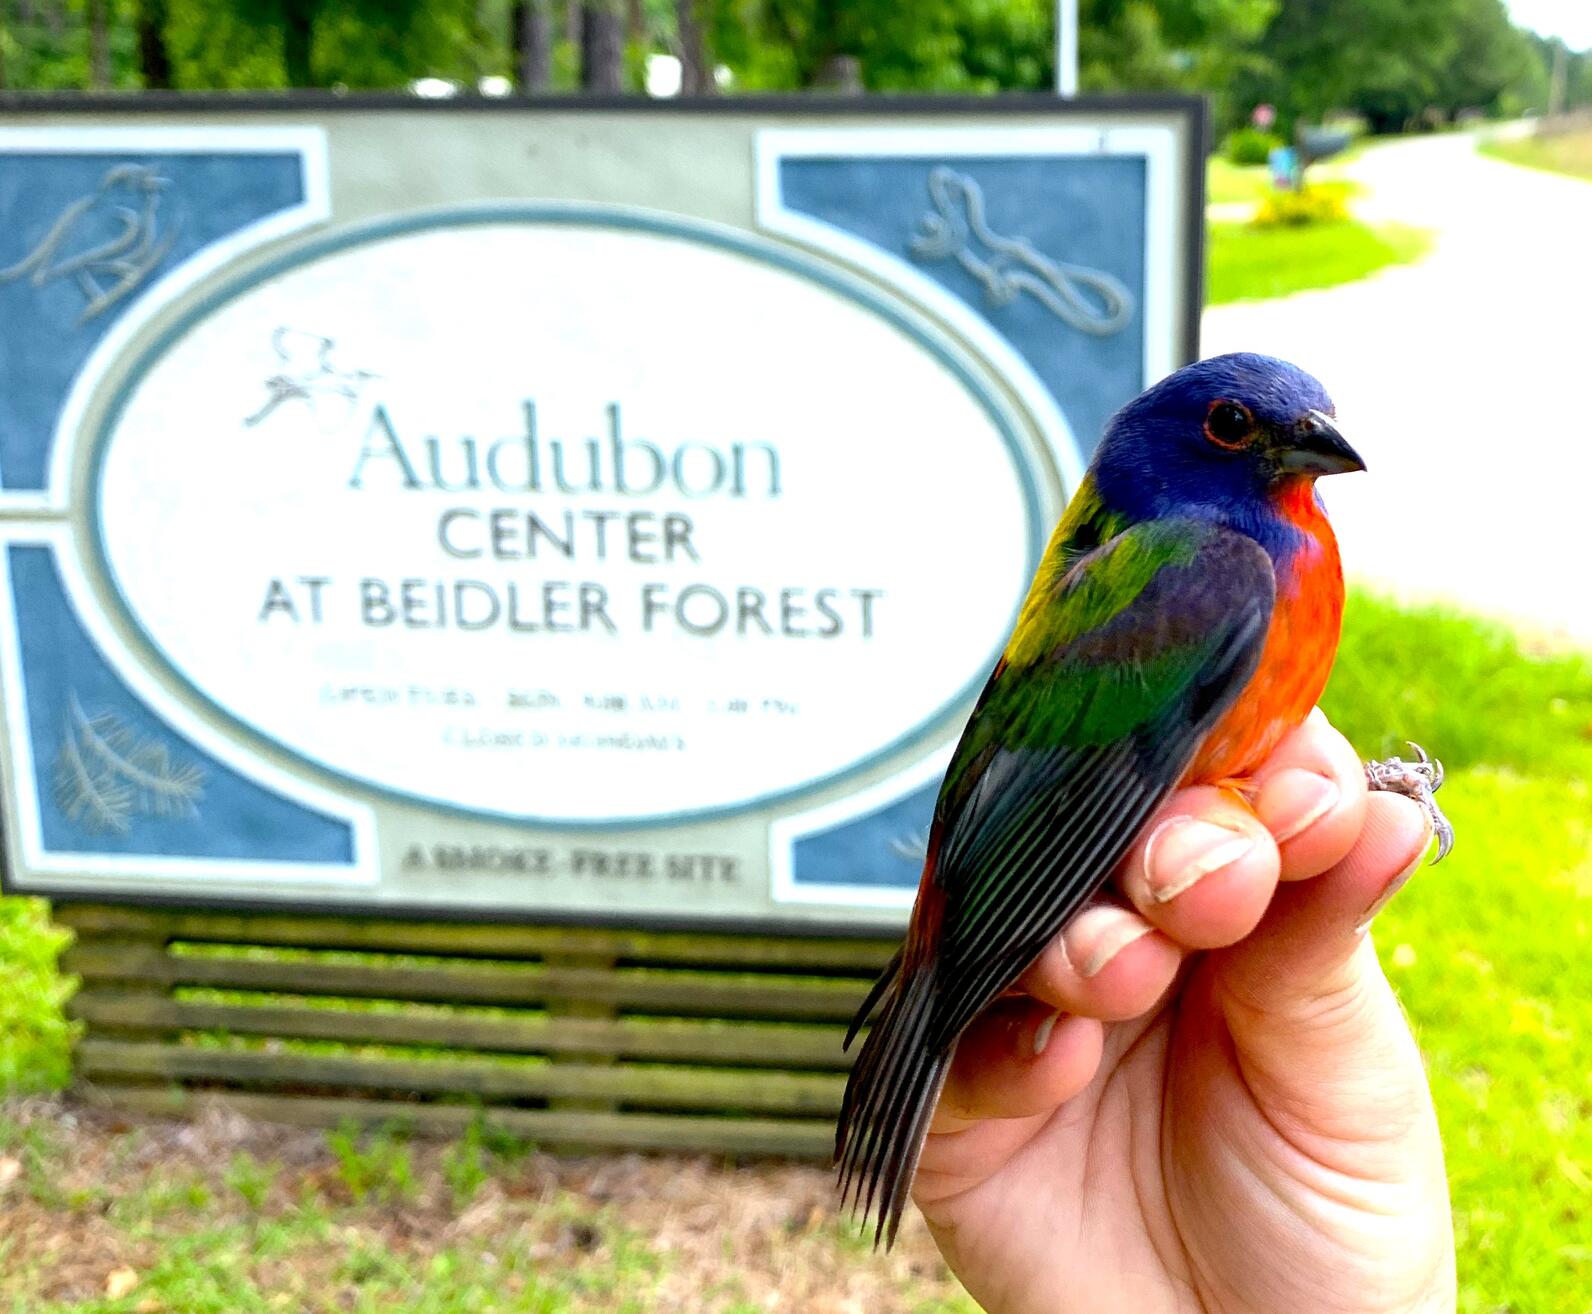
[845,947,903,1051]
[835,959,949,1247]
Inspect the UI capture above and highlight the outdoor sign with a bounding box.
[0,96,1204,930]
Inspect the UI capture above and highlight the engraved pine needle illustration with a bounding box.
[53,693,205,833]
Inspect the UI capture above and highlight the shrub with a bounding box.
[1224,127,1283,166]
[1251,184,1352,227]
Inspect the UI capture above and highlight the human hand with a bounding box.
[913,709,1457,1314]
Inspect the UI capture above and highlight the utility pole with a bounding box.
[1055,0,1078,96]
[1548,40,1568,119]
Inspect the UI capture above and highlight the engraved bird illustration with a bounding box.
[0,163,178,324]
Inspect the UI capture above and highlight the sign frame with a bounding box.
[0,92,1208,936]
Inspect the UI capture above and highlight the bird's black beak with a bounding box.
[1275,410,1365,476]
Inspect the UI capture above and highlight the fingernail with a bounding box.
[1062,905,1153,979]
[1262,771,1342,844]
[1353,843,1430,935]
[1032,1010,1062,1057]
[1143,817,1255,903]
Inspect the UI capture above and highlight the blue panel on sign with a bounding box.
[791,781,939,891]
[779,156,1147,459]
[0,152,306,490]
[8,545,353,862]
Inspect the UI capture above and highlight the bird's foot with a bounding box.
[1365,742,1453,863]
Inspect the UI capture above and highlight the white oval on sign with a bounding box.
[92,210,1039,822]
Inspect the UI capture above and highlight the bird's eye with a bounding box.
[1204,400,1256,450]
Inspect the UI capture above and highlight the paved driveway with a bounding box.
[1202,131,1592,646]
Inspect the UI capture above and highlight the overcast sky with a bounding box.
[1506,0,1592,48]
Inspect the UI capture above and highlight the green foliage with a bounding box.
[1080,0,1277,91]
[705,0,1055,92]
[1250,182,1352,226]
[1251,0,1442,130]
[0,0,142,90]
[1232,0,1552,134]
[1,0,513,91]
[1206,218,1431,303]
[0,897,74,1093]
[221,0,489,88]
[1224,127,1283,166]
[161,0,289,89]
[1079,0,1278,126]
[1435,0,1541,116]
[325,1120,417,1205]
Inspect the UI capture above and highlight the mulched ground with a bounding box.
[0,1096,970,1313]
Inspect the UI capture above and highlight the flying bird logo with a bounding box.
[244,328,381,429]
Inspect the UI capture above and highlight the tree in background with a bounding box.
[675,0,711,94]
[1524,31,1592,114]
[134,0,171,87]
[0,0,1584,125]
[702,0,1053,92]
[512,0,553,91]
[1078,0,1276,127]
[1080,0,1276,93]
[1,0,140,90]
[1237,0,1457,133]
[1429,0,1539,119]
[1227,0,1568,132]
[222,0,487,89]
[580,0,623,90]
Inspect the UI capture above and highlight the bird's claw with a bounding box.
[1364,741,1454,863]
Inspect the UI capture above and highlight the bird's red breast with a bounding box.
[1182,477,1345,786]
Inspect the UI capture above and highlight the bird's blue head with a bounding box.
[1091,353,1364,532]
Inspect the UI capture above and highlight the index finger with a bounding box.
[1248,708,1368,880]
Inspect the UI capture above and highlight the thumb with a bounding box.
[1208,793,1437,1163]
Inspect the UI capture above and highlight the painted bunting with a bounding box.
[836,352,1451,1246]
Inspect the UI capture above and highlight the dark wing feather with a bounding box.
[925,519,1275,1049]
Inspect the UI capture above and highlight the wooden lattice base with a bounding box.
[54,903,895,1159]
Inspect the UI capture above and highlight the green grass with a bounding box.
[1480,128,1592,183]
[2,590,1589,1311]
[1207,157,1271,206]
[0,1111,971,1312]
[1324,590,1592,778]
[1373,770,1592,1310]
[8,1213,644,1313]
[1322,592,1592,1309]
[1207,219,1433,304]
